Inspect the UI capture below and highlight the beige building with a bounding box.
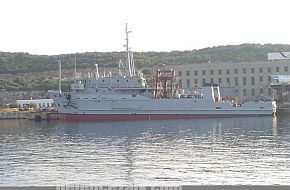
[170,60,290,102]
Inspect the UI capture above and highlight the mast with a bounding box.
[118,59,123,76]
[95,64,99,78]
[74,53,77,77]
[124,23,136,77]
[95,52,99,78]
[58,59,62,93]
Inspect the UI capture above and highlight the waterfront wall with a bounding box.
[0,111,59,120]
[0,111,29,119]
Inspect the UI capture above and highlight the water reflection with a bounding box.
[0,116,290,186]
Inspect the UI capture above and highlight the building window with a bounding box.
[202,70,206,75]
[234,68,238,74]
[285,66,288,72]
[178,71,182,76]
[210,69,214,75]
[218,78,222,84]
[251,89,255,96]
[243,89,247,96]
[243,68,246,74]
[202,79,206,84]
[243,77,247,85]
[268,76,272,82]
[226,78,230,86]
[259,76,263,83]
[210,78,214,84]
[251,68,254,73]
[276,67,280,72]
[218,69,222,75]
[259,67,263,73]
[235,89,239,96]
[179,80,182,88]
[251,76,255,85]
[268,67,271,73]
[194,79,198,86]
[186,79,190,88]
[235,77,238,86]
[226,69,230,74]
[260,89,264,95]
[186,71,190,76]
[194,70,198,76]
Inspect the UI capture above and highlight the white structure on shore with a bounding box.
[17,99,54,109]
[268,52,290,60]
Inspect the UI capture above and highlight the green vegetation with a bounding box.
[0,77,71,92]
[0,52,124,74]
[1,43,290,92]
[1,44,290,75]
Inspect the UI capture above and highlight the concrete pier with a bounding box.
[0,111,29,119]
[29,111,59,121]
[0,111,59,120]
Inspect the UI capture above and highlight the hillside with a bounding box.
[1,43,290,75]
[1,43,290,92]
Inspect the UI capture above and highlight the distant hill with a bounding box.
[1,43,290,92]
[1,43,290,75]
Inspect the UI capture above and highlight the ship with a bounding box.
[48,24,277,122]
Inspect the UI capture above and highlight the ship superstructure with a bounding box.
[49,25,276,121]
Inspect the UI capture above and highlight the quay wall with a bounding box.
[0,111,30,119]
[0,111,59,120]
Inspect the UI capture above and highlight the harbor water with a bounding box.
[0,115,290,186]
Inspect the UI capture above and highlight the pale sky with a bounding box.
[1,0,290,55]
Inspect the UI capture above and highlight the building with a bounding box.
[268,52,290,60]
[17,99,54,109]
[170,60,290,102]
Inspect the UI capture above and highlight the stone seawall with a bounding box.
[0,111,59,120]
[29,112,59,121]
[0,111,30,119]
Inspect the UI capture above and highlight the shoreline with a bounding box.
[0,111,59,121]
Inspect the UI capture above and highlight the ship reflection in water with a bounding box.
[0,116,290,186]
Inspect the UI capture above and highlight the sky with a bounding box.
[1,0,290,55]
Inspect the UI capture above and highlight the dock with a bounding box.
[28,111,60,121]
[0,110,59,121]
[0,111,30,119]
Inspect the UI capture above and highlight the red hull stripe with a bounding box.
[60,113,271,122]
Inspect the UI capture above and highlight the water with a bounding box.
[0,115,290,186]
